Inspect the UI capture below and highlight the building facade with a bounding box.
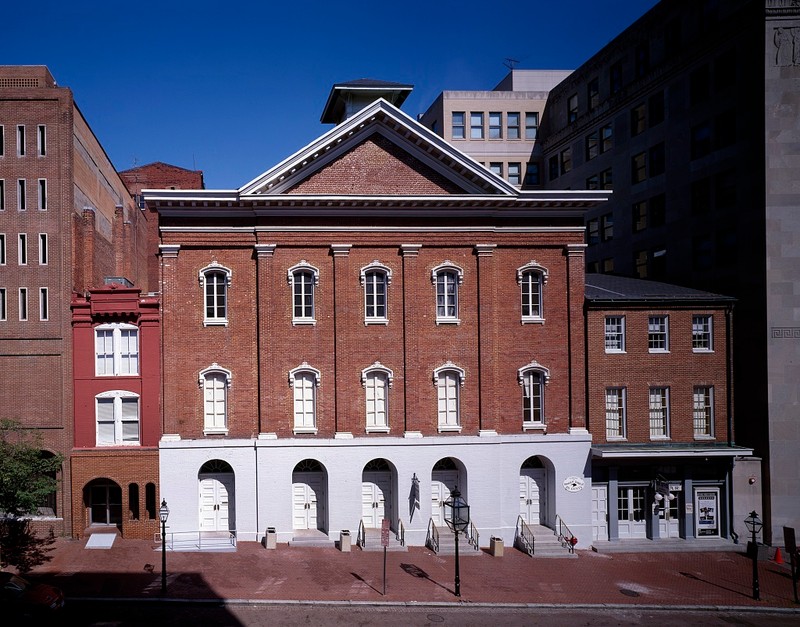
[0,66,150,535]
[147,87,609,547]
[584,274,750,544]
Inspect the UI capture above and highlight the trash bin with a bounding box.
[340,530,351,552]
[265,527,277,550]
[490,536,504,557]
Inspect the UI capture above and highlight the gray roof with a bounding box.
[321,79,413,124]
[585,274,735,303]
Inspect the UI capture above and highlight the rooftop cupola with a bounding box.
[320,79,413,124]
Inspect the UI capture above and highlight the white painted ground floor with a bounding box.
[158,432,593,547]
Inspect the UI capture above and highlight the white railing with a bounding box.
[515,516,535,556]
[156,529,237,551]
[426,519,440,553]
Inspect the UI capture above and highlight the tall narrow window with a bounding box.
[489,162,503,177]
[96,391,140,446]
[38,233,48,265]
[649,387,670,439]
[604,316,625,352]
[95,323,139,376]
[470,112,484,139]
[362,363,393,433]
[507,112,520,139]
[37,125,46,156]
[518,262,547,322]
[129,484,140,520]
[434,363,464,432]
[288,262,319,324]
[290,363,320,434]
[0,288,6,321]
[648,315,669,352]
[0,180,5,210]
[432,262,463,324]
[605,387,626,439]
[19,288,28,321]
[508,162,521,186]
[488,112,502,139]
[0,125,4,156]
[519,361,549,430]
[361,262,391,324]
[693,386,714,437]
[17,125,25,156]
[567,93,578,122]
[0,233,5,265]
[18,233,27,265]
[451,112,465,139]
[588,78,600,110]
[17,179,26,211]
[692,315,713,351]
[199,364,231,434]
[39,288,48,321]
[524,163,540,186]
[37,179,47,210]
[199,263,231,326]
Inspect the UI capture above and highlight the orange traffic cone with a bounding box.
[775,547,784,564]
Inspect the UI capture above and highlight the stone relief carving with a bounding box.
[773,27,800,66]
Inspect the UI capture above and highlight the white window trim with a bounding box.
[199,363,232,435]
[17,179,25,211]
[287,261,319,325]
[648,315,670,353]
[17,233,27,265]
[361,361,393,433]
[38,233,48,266]
[432,261,463,325]
[96,390,140,446]
[692,315,714,353]
[517,260,548,324]
[39,287,48,321]
[360,260,392,325]
[604,315,626,353]
[693,385,715,440]
[37,178,46,210]
[95,322,139,376]
[518,360,550,431]
[433,362,465,432]
[37,124,46,157]
[649,387,671,440]
[605,387,627,440]
[289,362,320,434]
[199,262,232,327]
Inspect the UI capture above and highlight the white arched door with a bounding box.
[362,472,392,529]
[519,469,546,525]
[292,472,325,531]
[431,471,458,527]
[199,473,234,532]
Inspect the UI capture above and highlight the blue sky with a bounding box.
[6,0,658,189]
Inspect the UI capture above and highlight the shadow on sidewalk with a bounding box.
[679,571,748,598]
[400,563,454,596]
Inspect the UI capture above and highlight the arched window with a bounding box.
[289,363,321,434]
[360,261,392,324]
[433,362,465,432]
[517,261,548,323]
[199,262,232,326]
[96,390,140,445]
[432,262,464,324]
[199,364,232,434]
[362,362,393,433]
[95,322,139,376]
[288,261,319,324]
[518,361,550,429]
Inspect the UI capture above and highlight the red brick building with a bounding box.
[148,83,609,548]
[70,284,161,539]
[585,274,749,544]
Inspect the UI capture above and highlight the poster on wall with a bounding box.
[694,488,720,538]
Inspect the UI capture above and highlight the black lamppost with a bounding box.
[443,486,469,597]
[744,510,762,601]
[160,499,170,596]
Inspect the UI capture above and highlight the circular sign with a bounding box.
[563,476,585,492]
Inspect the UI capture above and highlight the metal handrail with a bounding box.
[356,520,366,549]
[515,515,535,556]
[555,514,577,554]
[156,530,237,551]
[396,518,405,546]
[426,519,440,553]
[468,520,480,551]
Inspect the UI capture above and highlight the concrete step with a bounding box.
[357,529,408,552]
[428,530,483,556]
[516,524,576,558]
[289,529,334,548]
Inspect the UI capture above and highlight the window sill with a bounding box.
[435,318,461,325]
[437,425,462,433]
[203,319,229,327]
[692,349,714,354]
[203,429,229,436]
[521,317,545,325]
[648,349,670,354]
[366,426,390,434]
[523,423,546,432]
[364,319,389,326]
[693,435,715,441]
[606,436,627,442]
[96,442,141,447]
[604,349,626,354]
[292,319,316,326]
[649,436,671,441]
[293,427,318,435]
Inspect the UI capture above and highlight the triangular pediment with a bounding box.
[239,99,517,197]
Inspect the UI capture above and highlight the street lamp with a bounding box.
[443,486,470,597]
[160,499,170,596]
[744,510,762,601]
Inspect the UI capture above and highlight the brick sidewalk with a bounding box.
[22,537,800,608]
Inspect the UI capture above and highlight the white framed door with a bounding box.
[362,472,391,529]
[519,469,546,525]
[658,494,680,538]
[431,471,458,527]
[617,486,647,539]
[592,484,608,541]
[292,473,325,531]
[199,473,234,532]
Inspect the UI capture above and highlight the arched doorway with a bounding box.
[361,459,395,530]
[431,457,465,527]
[85,479,122,527]
[292,459,327,532]
[198,460,235,532]
[520,456,548,526]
